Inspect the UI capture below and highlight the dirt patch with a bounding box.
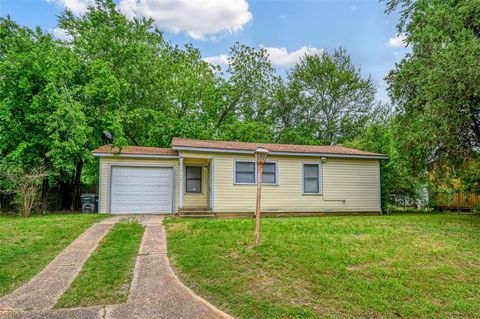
[346,264,363,271]
[166,222,191,233]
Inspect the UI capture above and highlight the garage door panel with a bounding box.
[110,166,173,214]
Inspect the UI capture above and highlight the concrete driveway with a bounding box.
[0,216,233,319]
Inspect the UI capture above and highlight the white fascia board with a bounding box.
[93,153,179,159]
[171,146,388,160]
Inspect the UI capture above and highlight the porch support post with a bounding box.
[211,158,215,212]
[179,156,184,209]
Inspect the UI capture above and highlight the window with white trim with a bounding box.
[234,161,277,184]
[262,162,276,184]
[235,161,256,184]
[185,166,202,193]
[303,164,320,194]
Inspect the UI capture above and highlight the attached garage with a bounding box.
[108,165,175,214]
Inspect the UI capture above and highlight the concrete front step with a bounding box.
[178,214,215,218]
[178,208,214,218]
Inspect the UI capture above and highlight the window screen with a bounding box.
[262,162,276,184]
[235,161,256,183]
[303,164,320,194]
[186,166,202,193]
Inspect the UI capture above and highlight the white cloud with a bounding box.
[48,0,252,40]
[262,46,324,66]
[386,33,407,48]
[204,46,324,68]
[51,28,73,41]
[117,0,138,19]
[118,0,252,40]
[47,0,93,14]
[204,54,229,66]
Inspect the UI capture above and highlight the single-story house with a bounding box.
[93,138,388,216]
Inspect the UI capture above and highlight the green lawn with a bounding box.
[0,214,106,297]
[55,221,144,308]
[165,214,480,319]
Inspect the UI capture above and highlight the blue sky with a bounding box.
[1,0,407,102]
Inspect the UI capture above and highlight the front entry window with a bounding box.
[186,166,202,193]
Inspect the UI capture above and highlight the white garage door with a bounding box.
[110,166,173,214]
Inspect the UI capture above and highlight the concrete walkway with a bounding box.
[105,215,231,319]
[1,216,234,319]
[0,216,123,311]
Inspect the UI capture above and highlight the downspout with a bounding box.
[320,157,346,203]
[98,158,102,213]
[379,160,383,214]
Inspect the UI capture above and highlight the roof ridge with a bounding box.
[173,137,355,149]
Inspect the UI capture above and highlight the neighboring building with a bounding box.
[93,138,388,216]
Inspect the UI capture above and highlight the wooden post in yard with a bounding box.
[254,147,269,247]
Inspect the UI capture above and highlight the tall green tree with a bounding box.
[272,48,380,145]
[385,0,480,191]
[213,43,277,141]
[59,0,221,148]
[0,17,89,210]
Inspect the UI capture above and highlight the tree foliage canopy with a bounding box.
[273,48,380,145]
[385,0,480,191]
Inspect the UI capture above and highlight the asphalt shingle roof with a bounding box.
[171,138,386,157]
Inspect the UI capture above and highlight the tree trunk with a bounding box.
[70,161,83,211]
[40,178,49,212]
[59,170,70,210]
[24,194,30,217]
[60,181,70,210]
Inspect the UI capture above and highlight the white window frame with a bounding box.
[233,160,278,185]
[185,165,203,194]
[262,161,279,185]
[302,162,322,195]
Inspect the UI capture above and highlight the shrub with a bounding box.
[1,163,49,217]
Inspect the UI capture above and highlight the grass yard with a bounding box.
[165,214,480,319]
[55,221,144,308]
[0,214,106,297]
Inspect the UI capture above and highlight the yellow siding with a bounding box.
[98,151,381,214]
[212,154,380,214]
[182,158,209,208]
[98,157,179,214]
